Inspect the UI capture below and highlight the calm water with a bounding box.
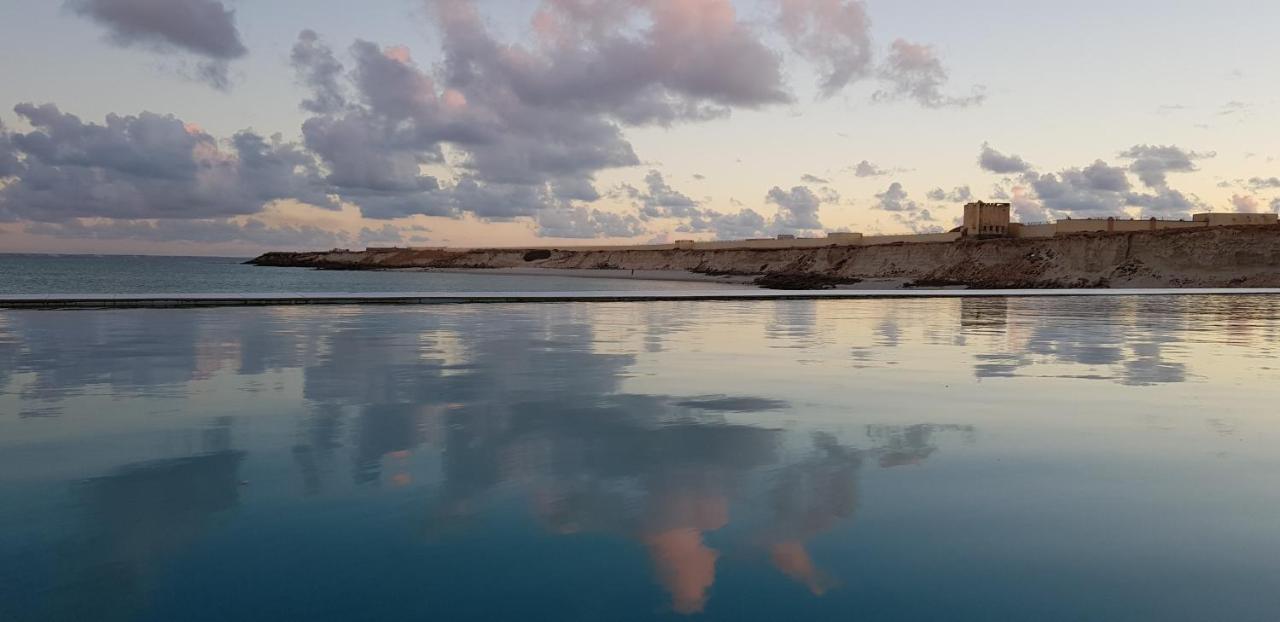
[2,296,1279,621]
[0,254,740,294]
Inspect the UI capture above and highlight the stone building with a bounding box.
[963,201,1012,236]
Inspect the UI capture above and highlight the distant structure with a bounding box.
[969,201,1279,239]
[963,201,1012,237]
[366,201,1279,253]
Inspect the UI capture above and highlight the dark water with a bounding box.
[0,254,738,294]
[2,296,1279,621]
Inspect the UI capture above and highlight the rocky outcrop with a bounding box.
[247,225,1280,289]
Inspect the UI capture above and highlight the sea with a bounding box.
[0,254,741,295]
[2,256,1280,620]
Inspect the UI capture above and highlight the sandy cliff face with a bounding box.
[249,225,1280,288]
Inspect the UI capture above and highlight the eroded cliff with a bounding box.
[248,225,1280,288]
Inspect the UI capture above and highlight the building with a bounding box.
[462,202,1276,254]
[963,201,1012,237]
[1192,213,1279,227]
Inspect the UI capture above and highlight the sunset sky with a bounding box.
[1,0,1278,255]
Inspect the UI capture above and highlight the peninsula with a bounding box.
[249,202,1280,289]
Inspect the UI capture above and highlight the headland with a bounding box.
[249,202,1280,289]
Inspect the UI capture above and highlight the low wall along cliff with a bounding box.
[249,224,1280,289]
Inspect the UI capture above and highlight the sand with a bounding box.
[249,224,1280,289]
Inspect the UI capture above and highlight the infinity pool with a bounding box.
[2,296,1278,621]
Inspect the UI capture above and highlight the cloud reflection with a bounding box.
[6,296,1277,617]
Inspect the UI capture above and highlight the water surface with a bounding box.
[1,296,1278,621]
[0,254,740,294]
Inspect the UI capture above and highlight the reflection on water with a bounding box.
[2,296,1280,620]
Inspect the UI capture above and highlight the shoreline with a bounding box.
[4,288,1280,310]
[415,266,757,286]
[247,225,1280,290]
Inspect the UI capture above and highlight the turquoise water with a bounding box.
[0,254,740,294]
[2,296,1280,620]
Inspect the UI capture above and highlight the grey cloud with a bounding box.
[1025,166,1130,218]
[681,208,767,240]
[0,120,20,179]
[1247,176,1280,191]
[776,0,873,97]
[926,185,972,202]
[67,0,247,89]
[766,185,824,232]
[634,170,700,219]
[0,103,331,222]
[291,0,796,224]
[875,182,919,212]
[26,217,349,248]
[536,207,646,239]
[1118,144,1212,188]
[874,39,984,108]
[890,209,942,234]
[1025,158,1197,219]
[800,173,829,184]
[1079,159,1131,193]
[550,176,601,203]
[359,223,408,245]
[1000,147,1203,220]
[1125,189,1198,218]
[979,143,1032,174]
[290,19,640,221]
[292,30,348,115]
[852,159,887,177]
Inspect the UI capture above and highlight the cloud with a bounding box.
[515,0,791,123]
[1009,185,1047,223]
[536,206,646,238]
[1117,144,1212,188]
[67,0,247,89]
[800,173,829,184]
[634,170,701,219]
[874,39,984,108]
[978,143,1032,174]
[25,217,350,248]
[1230,194,1260,213]
[989,145,1203,219]
[0,120,19,178]
[1024,162,1131,218]
[765,185,824,233]
[851,159,887,177]
[287,0,797,225]
[775,0,873,97]
[0,103,331,222]
[1124,188,1198,218]
[926,185,972,202]
[874,183,947,233]
[292,30,348,115]
[1272,198,1280,214]
[679,207,767,240]
[874,182,918,212]
[1247,176,1280,191]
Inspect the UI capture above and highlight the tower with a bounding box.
[963,201,1011,237]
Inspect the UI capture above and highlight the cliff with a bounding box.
[248,224,1280,289]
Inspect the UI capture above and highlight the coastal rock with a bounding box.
[247,225,1280,289]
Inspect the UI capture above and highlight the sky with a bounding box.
[0,0,1278,256]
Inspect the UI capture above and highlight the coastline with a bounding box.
[248,224,1280,290]
[416,266,757,285]
[6,288,1280,310]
